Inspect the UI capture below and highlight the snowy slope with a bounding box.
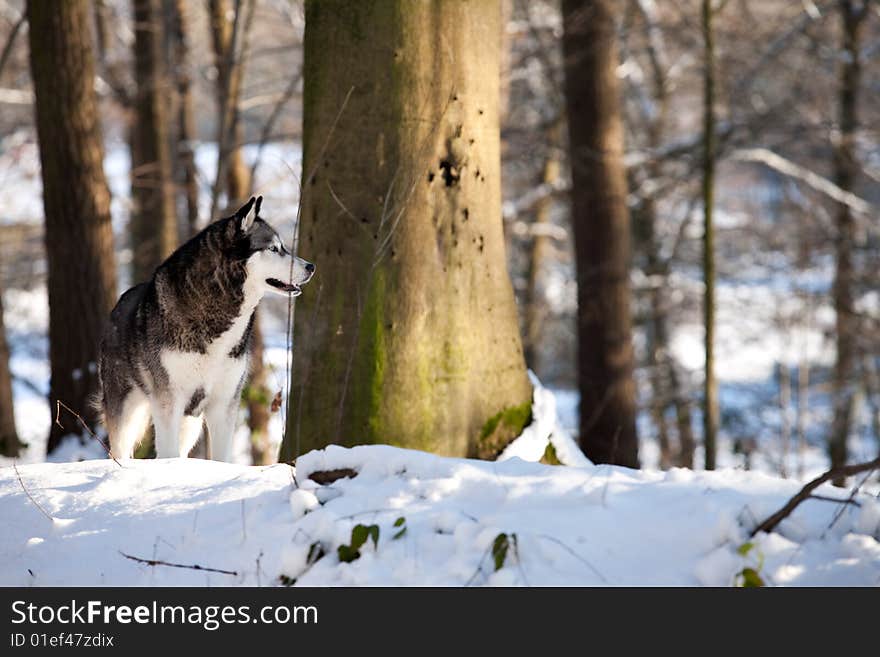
[1,447,878,587]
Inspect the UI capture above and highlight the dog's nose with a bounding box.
[305,262,315,274]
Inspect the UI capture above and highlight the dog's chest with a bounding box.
[159,309,252,402]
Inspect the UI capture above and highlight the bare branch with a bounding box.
[750,456,880,537]
[55,400,122,466]
[731,148,873,215]
[248,69,302,191]
[0,12,25,81]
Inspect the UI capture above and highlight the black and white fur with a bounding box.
[98,196,314,461]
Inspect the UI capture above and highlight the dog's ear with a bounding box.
[254,195,263,217]
[235,197,257,232]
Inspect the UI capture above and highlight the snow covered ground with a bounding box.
[1,445,878,587]
[3,135,879,586]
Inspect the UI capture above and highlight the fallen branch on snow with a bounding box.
[750,456,880,537]
[119,552,238,576]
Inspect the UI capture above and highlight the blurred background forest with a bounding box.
[0,0,878,483]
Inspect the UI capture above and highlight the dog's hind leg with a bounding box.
[108,391,151,459]
[151,399,184,459]
[178,415,204,458]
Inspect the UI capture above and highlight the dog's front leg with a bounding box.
[151,399,184,459]
[205,401,238,462]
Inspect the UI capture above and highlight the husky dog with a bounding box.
[98,196,314,461]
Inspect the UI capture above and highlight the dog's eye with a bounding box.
[269,246,278,253]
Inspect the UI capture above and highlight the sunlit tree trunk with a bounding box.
[701,0,719,470]
[281,0,532,461]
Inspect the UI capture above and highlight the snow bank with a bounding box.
[2,447,877,586]
[497,372,591,467]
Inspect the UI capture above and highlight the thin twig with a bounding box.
[248,69,302,190]
[824,469,874,534]
[119,551,238,576]
[536,533,609,584]
[750,456,880,537]
[55,400,122,467]
[13,461,54,522]
[0,13,25,81]
[809,494,861,507]
[464,543,494,587]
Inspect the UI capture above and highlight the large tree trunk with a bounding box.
[26,0,117,455]
[131,0,177,284]
[0,283,20,457]
[701,0,719,470]
[561,0,638,467]
[166,0,200,238]
[281,0,533,461]
[828,0,866,486]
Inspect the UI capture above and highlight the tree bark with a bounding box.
[131,0,177,283]
[701,0,719,470]
[828,0,866,486]
[26,0,117,455]
[0,283,20,457]
[281,0,533,461]
[561,0,638,467]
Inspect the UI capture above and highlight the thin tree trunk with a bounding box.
[828,0,865,486]
[208,0,253,216]
[208,0,268,464]
[701,0,719,470]
[166,0,200,237]
[778,360,791,478]
[670,363,695,468]
[0,283,20,457]
[522,130,561,373]
[561,0,638,467]
[796,334,811,479]
[281,0,533,461]
[248,314,273,465]
[634,0,695,469]
[26,0,117,454]
[131,0,177,283]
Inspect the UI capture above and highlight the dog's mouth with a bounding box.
[266,278,301,295]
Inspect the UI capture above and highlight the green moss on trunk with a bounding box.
[472,401,532,460]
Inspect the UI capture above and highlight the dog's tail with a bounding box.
[89,360,106,431]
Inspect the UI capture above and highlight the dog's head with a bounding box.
[232,196,315,297]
